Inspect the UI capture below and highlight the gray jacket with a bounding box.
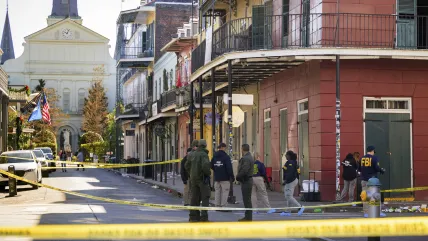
[237,152,254,182]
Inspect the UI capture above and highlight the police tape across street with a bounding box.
[0,168,426,212]
[0,216,428,240]
[2,155,428,193]
[0,154,181,168]
[0,168,376,211]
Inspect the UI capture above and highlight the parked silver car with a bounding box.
[32,149,49,178]
[0,150,42,192]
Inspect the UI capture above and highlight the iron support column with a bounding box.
[2,95,8,152]
[227,60,235,203]
[189,83,194,143]
[211,69,216,153]
[199,76,204,139]
[335,55,341,201]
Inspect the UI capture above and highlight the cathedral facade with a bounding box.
[1,0,116,152]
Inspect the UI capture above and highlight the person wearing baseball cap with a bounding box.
[359,145,385,216]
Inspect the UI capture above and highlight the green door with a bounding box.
[298,113,309,182]
[365,113,412,198]
[264,120,271,167]
[396,0,416,48]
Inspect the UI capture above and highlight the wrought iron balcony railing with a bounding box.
[116,47,154,60]
[176,85,212,109]
[192,13,428,73]
[161,89,177,110]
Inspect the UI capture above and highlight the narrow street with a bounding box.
[0,168,426,241]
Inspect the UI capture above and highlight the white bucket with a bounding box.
[301,180,319,193]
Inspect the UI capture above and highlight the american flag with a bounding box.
[42,94,51,125]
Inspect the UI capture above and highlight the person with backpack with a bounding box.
[282,151,304,213]
[338,153,358,202]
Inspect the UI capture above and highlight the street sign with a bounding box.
[223,106,245,127]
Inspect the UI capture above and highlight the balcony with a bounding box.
[115,103,148,121]
[116,47,154,68]
[121,68,138,84]
[175,85,212,112]
[192,13,428,75]
[160,89,177,112]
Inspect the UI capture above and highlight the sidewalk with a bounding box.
[109,169,365,213]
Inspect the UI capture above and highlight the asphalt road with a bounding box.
[0,168,427,241]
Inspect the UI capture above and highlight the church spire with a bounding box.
[50,0,79,19]
[1,1,15,65]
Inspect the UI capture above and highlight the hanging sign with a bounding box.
[223,106,245,127]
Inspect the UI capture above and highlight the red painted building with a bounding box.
[189,0,428,201]
[259,59,428,200]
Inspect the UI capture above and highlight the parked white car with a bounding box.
[32,149,49,178]
[34,147,56,172]
[0,150,42,192]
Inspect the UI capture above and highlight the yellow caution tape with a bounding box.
[0,155,180,168]
[0,168,364,211]
[384,197,415,202]
[1,217,428,240]
[41,159,181,169]
[382,186,428,193]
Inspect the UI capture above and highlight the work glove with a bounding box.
[380,168,386,174]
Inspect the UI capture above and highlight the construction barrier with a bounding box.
[0,217,427,240]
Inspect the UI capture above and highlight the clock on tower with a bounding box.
[61,28,74,40]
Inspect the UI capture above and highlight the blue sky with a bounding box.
[0,0,141,57]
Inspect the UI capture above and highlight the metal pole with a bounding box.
[199,76,204,139]
[163,138,167,184]
[219,102,223,143]
[189,83,194,143]
[367,178,381,241]
[211,69,216,154]
[8,165,17,197]
[335,55,341,201]
[227,60,235,203]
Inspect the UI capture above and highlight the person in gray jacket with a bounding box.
[236,144,254,221]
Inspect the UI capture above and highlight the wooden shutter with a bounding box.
[252,5,265,49]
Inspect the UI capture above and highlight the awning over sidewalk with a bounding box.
[138,113,176,126]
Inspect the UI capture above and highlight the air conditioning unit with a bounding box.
[177,28,186,38]
[190,18,199,36]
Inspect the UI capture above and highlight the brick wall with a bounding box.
[155,4,195,62]
[321,59,428,200]
[259,60,322,192]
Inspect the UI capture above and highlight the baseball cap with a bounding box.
[199,139,207,147]
[191,140,199,147]
[366,146,376,153]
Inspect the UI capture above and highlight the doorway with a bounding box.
[297,99,309,182]
[364,97,412,198]
[263,108,271,167]
[396,0,428,48]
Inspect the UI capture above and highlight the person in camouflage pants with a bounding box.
[185,139,211,222]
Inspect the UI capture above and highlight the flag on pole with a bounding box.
[28,98,42,122]
[41,94,51,125]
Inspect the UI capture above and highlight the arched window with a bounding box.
[63,88,71,112]
[78,89,86,113]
